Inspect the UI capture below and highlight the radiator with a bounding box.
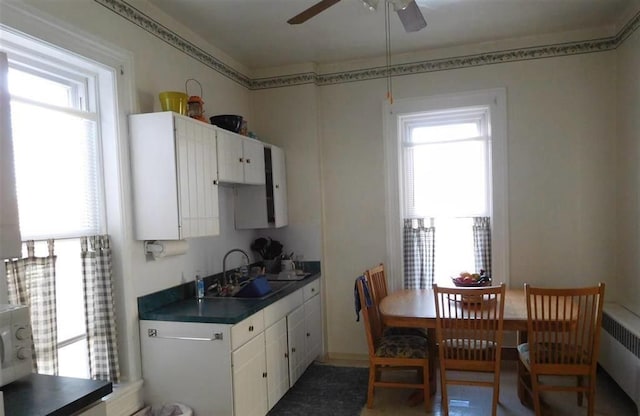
[599,303,640,415]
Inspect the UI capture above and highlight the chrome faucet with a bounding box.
[222,248,250,286]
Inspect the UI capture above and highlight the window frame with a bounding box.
[383,89,509,291]
[1,4,136,381]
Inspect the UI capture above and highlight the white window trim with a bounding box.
[0,1,140,382]
[383,88,509,291]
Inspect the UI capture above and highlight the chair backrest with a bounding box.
[433,283,506,364]
[365,263,388,307]
[356,276,383,356]
[524,283,605,370]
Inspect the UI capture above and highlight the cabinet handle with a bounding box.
[291,347,296,353]
[275,184,279,189]
[311,288,315,292]
[284,352,289,358]
[213,180,218,185]
[246,158,251,164]
[147,328,223,341]
[262,372,267,378]
[249,325,254,332]
[239,157,244,163]
[306,332,310,337]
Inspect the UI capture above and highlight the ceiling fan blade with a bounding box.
[397,0,427,32]
[287,0,342,25]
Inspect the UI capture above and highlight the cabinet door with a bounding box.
[242,138,266,185]
[216,128,244,183]
[130,112,219,240]
[304,293,322,369]
[175,117,219,238]
[129,112,181,240]
[265,318,289,409]
[287,304,306,386]
[232,333,268,416]
[270,146,288,227]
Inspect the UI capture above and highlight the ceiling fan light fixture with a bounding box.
[362,0,379,11]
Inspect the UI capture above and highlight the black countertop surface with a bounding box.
[138,262,321,324]
[1,373,112,416]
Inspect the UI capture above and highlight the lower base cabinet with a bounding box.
[233,333,268,416]
[140,278,322,416]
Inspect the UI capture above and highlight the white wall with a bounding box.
[316,52,618,356]
[616,28,640,317]
[2,0,637,369]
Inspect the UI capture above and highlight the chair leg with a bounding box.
[587,374,596,416]
[531,372,542,416]
[367,364,376,409]
[491,372,501,416]
[423,362,431,412]
[577,375,584,406]
[440,367,449,416]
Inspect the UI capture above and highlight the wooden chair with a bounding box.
[365,263,428,339]
[356,276,431,412]
[517,283,605,416]
[432,283,506,416]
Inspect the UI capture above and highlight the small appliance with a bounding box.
[0,304,32,387]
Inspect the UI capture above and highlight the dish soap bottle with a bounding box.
[195,272,205,299]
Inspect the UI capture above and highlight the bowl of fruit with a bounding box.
[452,270,491,287]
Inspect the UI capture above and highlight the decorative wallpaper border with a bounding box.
[96,0,639,90]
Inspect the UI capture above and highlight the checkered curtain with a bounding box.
[473,217,492,276]
[81,235,120,382]
[403,218,435,289]
[5,240,58,375]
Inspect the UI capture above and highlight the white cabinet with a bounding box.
[216,128,265,185]
[129,112,220,240]
[264,318,289,409]
[304,288,322,368]
[287,304,307,385]
[233,333,268,416]
[235,145,288,229]
[139,278,322,416]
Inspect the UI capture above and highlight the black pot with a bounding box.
[210,114,243,133]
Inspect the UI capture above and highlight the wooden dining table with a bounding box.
[379,287,531,404]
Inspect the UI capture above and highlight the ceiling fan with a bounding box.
[287,0,427,33]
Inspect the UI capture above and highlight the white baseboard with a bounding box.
[104,379,144,416]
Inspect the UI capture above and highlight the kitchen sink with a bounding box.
[205,279,293,300]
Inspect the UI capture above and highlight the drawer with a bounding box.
[264,289,303,328]
[231,310,264,351]
[303,279,320,302]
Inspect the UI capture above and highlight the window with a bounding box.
[1,27,116,379]
[403,107,491,284]
[384,90,508,291]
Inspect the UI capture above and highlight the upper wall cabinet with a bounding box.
[235,145,288,229]
[216,128,266,185]
[129,112,220,240]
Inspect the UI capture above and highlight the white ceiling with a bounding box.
[148,0,636,70]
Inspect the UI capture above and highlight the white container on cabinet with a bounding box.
[129,112,220,240]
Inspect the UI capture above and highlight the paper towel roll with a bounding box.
[147,240,189,259]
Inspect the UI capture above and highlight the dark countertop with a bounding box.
[1,373,112,416]
[138,262,321,324]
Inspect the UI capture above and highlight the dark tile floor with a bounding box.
[329,359,637,415]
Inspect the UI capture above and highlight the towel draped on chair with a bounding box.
[354,275,372,322]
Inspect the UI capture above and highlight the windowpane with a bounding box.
[407,140,488,217]
[58,340,90,379]
[410,123,480,143]
[433,217,475,285]
[11,101,101,239]
[8,68,74,108]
